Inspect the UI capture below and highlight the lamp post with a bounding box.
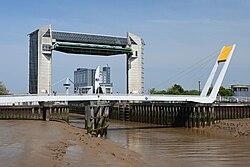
[198,81,201,94]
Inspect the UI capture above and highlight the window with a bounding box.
[42,44,52,51]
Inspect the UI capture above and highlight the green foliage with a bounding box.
[207,86,232,96]
[149,88,167,94]
[0,82,9,95]
[149,88,156,94]
[166,84,185,95]
[184,90,200,95]
[149,84,232,96]
[218,86,232,96]
[150,84,198,95]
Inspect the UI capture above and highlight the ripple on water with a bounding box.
[70,118,250,167]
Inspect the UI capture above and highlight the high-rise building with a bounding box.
[74,68,96,94]
[102,65,111,84]
[100,65,112,94]
[74,65,113,94]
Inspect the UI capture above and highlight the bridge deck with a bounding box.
[0,94,214,105]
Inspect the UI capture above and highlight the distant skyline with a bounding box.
[0,0,249,93]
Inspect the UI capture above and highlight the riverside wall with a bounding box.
[0,105,69,122]
[110,102,250,128]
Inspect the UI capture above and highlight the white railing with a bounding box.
[216,96,250,103]
[1,93,249,106]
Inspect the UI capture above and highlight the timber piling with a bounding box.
[0,105,69,122]
[110,102,250,128]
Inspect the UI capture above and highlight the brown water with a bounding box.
[1,119,250,167]
[0,120,144,167]
[108,120,250,167]
[70,118,250,167]
[0,120,63,166]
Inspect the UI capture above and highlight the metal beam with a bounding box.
[52,31,128,47]
[52,43,133,56]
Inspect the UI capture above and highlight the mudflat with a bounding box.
[0,120,146,167]
[205,118,250,138]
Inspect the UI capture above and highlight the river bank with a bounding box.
[205,118,250,138]
[2,118,250,167]
[0,120,146,167]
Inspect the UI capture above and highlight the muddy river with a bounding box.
[1,118,250,167]
[71,118,250,167]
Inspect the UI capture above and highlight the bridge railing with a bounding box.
[1,93,200,97]
[216,96,250,103]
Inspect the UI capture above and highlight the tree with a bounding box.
[207,86,232,96]
[184,90,200,95]
[166,84,185,95]
[149,84,232,96]
[149,88,156,94]
[150,84,191,95]
[149,88,167,94]
[0,82,9,95]
[218,86,232,96]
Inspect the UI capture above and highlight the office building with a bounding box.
[74,65,113,94]
[74,68,96,94]
[102,65,111,84]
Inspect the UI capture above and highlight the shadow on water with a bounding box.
[69,116,169,131]
[108,125,169,131]
[69,117,250,167]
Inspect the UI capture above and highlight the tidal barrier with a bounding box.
[110,103,250,128]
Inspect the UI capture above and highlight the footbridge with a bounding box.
[0,93,225,105]
[1,44,236,105]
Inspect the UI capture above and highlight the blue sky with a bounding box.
[0,0,249,93]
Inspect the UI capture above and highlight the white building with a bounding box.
[74,65,113,94]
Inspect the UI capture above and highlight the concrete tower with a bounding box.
[127,33,145,94]
[29,25,52,94]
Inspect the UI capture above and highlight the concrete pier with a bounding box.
[110,102,250,128]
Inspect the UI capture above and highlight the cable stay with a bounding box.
[166,55,217,88]
[187,59,216,88]
[178,55,217,88]
[154,48,221,90]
